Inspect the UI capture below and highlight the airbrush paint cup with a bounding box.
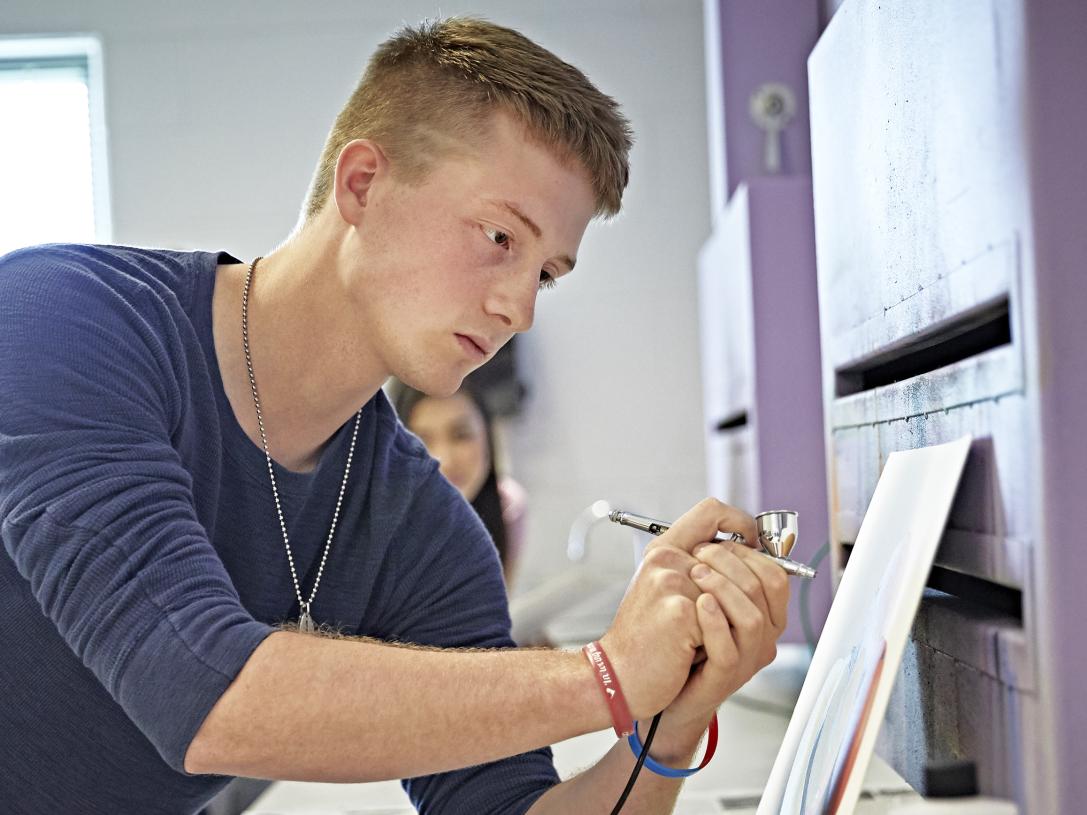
[755,510,799,559]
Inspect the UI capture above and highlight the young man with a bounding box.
[0,18,789,815]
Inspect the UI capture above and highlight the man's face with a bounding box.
[342,111,598,396]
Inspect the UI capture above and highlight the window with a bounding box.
[0,36,111,256]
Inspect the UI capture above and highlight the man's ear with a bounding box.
[332,139,387,227]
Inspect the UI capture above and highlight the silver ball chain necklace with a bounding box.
[242,256,362,634]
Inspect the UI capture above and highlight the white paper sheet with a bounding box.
[757,436,973,815]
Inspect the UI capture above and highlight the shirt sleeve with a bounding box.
[378,464,560,815]
[0,247,273,772]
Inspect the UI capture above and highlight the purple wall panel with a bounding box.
[698,178,832,644]
[717,1,818,197]
[748,178,833,638]
[1027,0,1087,810]
[700,3,831,641]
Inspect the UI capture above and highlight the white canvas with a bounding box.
[757,436,973,815]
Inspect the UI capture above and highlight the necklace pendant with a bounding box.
[298,610,316,634]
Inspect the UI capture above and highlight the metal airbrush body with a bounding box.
[609,508,816,579]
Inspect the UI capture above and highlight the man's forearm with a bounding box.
[527,714,707,815]
[184,631,609,781]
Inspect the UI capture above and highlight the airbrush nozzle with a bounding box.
[609,508,816,579]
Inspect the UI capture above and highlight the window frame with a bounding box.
[0,34,112,244]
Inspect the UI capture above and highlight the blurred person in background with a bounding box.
[394,384,525,588]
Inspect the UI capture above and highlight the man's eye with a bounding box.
[539,270,558,291]
[483,226,510,248]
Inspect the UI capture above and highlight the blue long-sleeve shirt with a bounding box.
[0,244,559,814]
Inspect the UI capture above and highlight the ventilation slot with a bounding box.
[715,410,748,432]
[840,542,1023,620]
[836,297,1011,398]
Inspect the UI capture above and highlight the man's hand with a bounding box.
[597,498,774,721]
[657,534,790,741]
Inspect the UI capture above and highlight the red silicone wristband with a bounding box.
[698,712,719,769]
[582,640,635,738]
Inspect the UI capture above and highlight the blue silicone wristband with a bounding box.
[627,720,701,778]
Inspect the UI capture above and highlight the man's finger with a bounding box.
[691,552,769,630]
[722,543,790,633]
[693,543,788,632]
[660,498,758,555]
[694,593,738,687]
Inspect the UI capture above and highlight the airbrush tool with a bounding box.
[609,508,816,579]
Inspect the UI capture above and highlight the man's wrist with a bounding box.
[639,709,715,766]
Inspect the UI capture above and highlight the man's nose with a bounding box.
[483,269,538,333]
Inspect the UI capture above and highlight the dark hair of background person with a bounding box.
[393,385,510,569]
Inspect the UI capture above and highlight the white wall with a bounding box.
[1,0,711,595]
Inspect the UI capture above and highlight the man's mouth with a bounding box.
[455,333,489,359]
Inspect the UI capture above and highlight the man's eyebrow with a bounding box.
[493,199,577,273]
[496,200,542,239]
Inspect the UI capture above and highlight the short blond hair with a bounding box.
[303,17,632,221]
